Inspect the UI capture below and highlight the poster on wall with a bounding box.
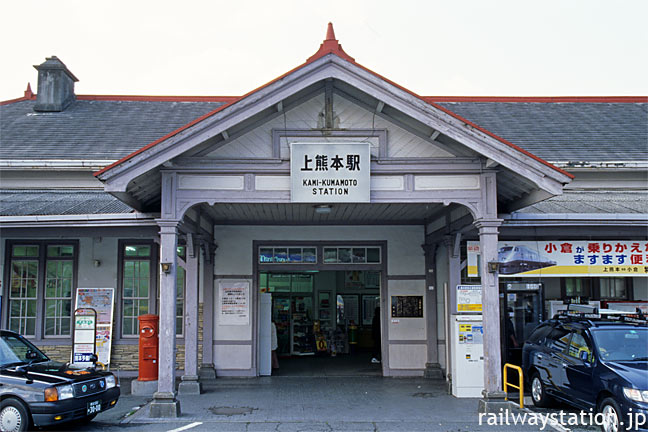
[220,281,250,325]
[75,288,115,368]
[456,285,482,313]
[345,271,364,288]
[468,240,648,277]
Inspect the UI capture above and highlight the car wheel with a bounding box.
[530,372,552,407]
[599,397,624,432]
[0,399,30,432]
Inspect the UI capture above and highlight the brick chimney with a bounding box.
[33,56,78,112]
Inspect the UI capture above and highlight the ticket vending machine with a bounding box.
[450,315,484,398]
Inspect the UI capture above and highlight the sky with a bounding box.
[1,0,647,101]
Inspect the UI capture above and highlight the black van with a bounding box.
[0,330,120,432]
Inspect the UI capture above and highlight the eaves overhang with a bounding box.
[0,212,158,229]
[94,24,572,206]
[502,212,648,227]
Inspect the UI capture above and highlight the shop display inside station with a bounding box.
[259,270,381,366]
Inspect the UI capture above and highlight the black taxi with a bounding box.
[0,329,120,431]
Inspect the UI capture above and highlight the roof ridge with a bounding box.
[5,94,646,106]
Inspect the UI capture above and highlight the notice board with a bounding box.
[219,281,250,325]
[75,288,115,367]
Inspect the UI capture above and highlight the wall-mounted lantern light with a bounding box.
[161,262,172,274]
[487,261,501,273]
[314,205,332,214]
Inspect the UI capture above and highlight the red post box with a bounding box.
[138,314,159,381]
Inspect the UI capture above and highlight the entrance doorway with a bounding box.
[501,282,545,366]
[259,270,382,376]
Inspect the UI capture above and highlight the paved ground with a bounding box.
[39,376,558,432]
[272,352,382,377]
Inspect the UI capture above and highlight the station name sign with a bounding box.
[290,143,370,203]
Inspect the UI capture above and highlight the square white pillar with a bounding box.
[151,221,181,417]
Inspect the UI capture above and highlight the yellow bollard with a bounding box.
[503,363,524,409]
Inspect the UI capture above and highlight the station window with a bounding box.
[259,273,313,293]
[259,246,316,264]
[121,242,186,337]
[44,246,75,336]
[121,243,153,337]
[323,247,381,264]
[599,278,628,299]
[564,278,592,299]
[5,242,77,338]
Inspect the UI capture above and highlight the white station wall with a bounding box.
[387,279,427,371]
[213,225,424,276]
[211,225,425,374]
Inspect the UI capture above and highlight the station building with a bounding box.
[1,24,646,414]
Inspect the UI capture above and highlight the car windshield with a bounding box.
[592,328,648,362]
[0,334,49,368]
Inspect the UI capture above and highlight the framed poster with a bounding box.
[75,288,115,367]
[219,281,250,325]
[391,295,423,318]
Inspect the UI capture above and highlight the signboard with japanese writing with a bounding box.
[72,308,96,368]
[391,295,424,318]
[290,143,370,202]
[219,281,250,325]
[457,285,482,312]
[74,288,115,367]
[468,241,648,277]
[458,324,483,344]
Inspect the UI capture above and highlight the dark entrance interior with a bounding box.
[501,282,545,366]
[259,270,381,376]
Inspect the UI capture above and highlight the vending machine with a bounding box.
[450,315,484,398]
